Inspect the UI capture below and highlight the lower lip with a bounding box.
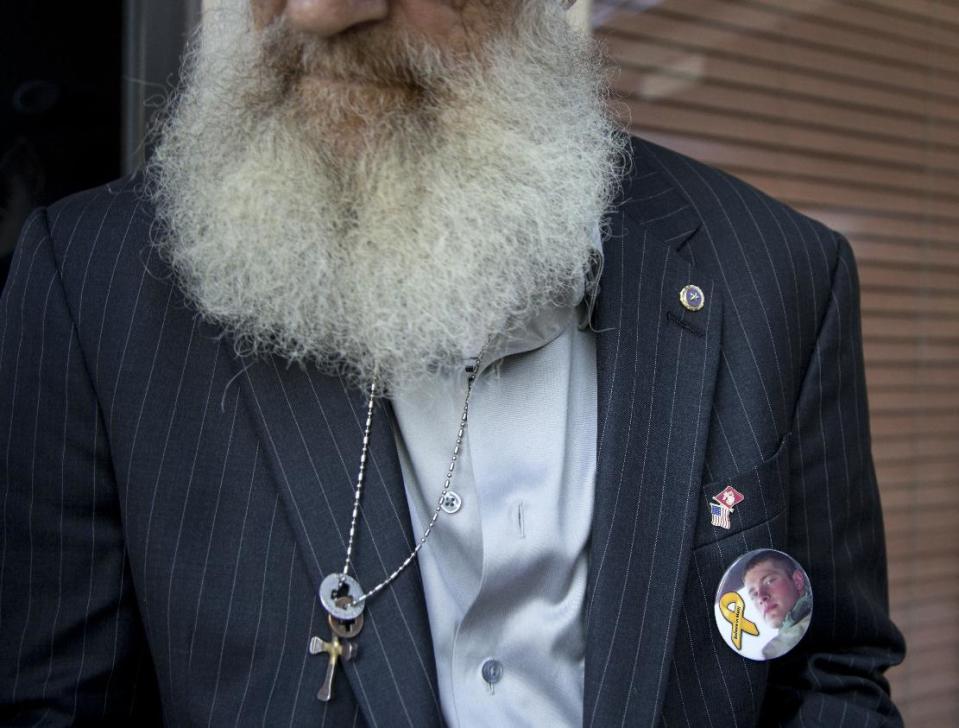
[304,74,397,88]
[308,75,368,85]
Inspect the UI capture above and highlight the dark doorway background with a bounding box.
[0,0,201,291]
[0,3,123,288]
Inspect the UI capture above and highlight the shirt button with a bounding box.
[481,658,503,686]
[440,491,462,514]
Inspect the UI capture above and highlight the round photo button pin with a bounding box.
[714,548,812,661]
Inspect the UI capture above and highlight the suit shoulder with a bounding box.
[38,173,167,305]
[625,135,846,289]
[43,173,154,267]
[26,175,180,357]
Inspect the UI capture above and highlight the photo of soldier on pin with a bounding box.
[714,548,813,661]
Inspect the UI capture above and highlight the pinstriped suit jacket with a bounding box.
[0,137,904,727]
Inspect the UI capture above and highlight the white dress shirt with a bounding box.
[391,292,597,727]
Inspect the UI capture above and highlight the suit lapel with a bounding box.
[584,155,723,727]
[237,359,443,726]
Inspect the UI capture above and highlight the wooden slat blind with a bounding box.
[591,1,959,725]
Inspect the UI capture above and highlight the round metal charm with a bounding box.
[319,573,365,621]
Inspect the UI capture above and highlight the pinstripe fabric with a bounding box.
[0,137,903,726]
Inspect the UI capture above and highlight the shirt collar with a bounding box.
[466,224,603,374]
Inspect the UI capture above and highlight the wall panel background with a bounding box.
[591,1,959,725]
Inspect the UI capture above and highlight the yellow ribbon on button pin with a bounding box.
[719,592,760,650]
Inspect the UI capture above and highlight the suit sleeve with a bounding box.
[761,234,906,726]
[0,210,161,726]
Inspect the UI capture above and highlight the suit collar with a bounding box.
[583,141,722,726]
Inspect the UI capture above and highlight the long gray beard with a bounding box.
[149,0,626,390]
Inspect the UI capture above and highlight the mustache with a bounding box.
[255,18,468,95]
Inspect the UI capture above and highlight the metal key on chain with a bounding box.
[310,595,365,702]
[328,596,364,640]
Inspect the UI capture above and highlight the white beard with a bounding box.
[149,0,626,390]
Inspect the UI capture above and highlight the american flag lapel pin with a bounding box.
[710,485,745,530]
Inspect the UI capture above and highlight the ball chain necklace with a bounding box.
[310,344,490,702]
